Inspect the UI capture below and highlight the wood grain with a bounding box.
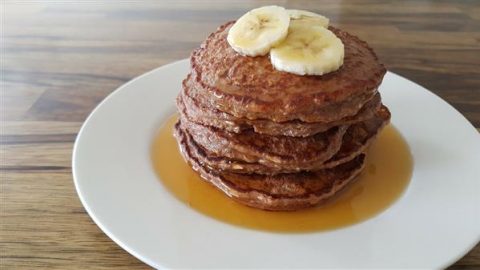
[1,1,479,269]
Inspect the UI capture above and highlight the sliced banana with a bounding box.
[227,6,290,56]
[287,9,329,28]
[270,20,344,76]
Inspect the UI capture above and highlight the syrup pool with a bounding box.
[151,115,413,232]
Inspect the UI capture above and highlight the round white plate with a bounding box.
[73,59,480,269]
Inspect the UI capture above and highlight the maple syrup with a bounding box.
[151,115,413,232]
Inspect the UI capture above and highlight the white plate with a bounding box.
[73,59,480,269]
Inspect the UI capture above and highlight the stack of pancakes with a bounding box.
[174,22,389,211]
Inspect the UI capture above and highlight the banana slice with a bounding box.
[287,9,329,28]
[227,6,290,56]
[270,20,344,76]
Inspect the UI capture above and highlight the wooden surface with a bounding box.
[1,1,479,269]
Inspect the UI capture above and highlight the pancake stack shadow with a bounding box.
[174,22,390,211]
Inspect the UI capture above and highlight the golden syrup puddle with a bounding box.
[151,114,413,233]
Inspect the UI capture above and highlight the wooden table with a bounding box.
[2,1,479,269]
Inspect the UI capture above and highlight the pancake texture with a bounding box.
[178,106,390,175]
[179,74,382,137]
[170,20,390,211]
[190,21,386,122]
[174,123,366,211]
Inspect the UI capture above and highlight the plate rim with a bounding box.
[72,61,188,268]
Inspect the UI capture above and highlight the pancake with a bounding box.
[181,105,390,175]
[323,105,390,167]
[179,115,348,170]
[190,21,386,122]
[170,17,390,211]
[180,76,381,136]
[174,123,366,211]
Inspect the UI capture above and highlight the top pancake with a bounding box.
[191,21,386,122]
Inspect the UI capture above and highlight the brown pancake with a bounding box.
[190,21,386,122]
[323,105,391,167]
[180,75,381,136]
[181,105,390,175]
[179,115,347,170]
[174,123,366,211]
